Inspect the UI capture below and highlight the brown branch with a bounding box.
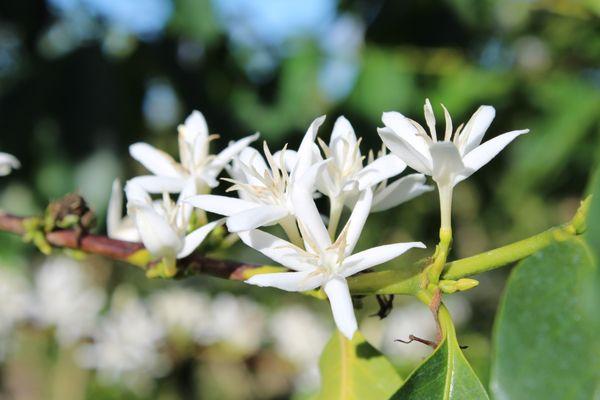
[0,211,256,281]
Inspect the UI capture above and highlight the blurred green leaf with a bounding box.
[347,47,417,122]
[233,44,328,140]
[500,76,600,200]
[170,0,221,43]
[391,311,489,400]
[490,239,599,400]
[316,330,403,400]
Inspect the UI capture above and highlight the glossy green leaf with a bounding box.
[316,330,403,400]
[391,307,489,400]
[490,239,599,400]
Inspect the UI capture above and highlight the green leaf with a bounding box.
[391,307,489,400]
[316,330,403,400]
[490,239,599,400]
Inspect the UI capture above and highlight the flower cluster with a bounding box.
[104,101,526,339]
[0,99,526,341]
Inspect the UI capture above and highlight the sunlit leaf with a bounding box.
[316,330,403,400]
[391,307,489,399]
[490,239,599,400]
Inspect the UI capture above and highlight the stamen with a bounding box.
[408,119,432,144]
[441,104,453,142]
[424,99,437,142]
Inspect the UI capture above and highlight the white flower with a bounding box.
[186,116,326,239]
[270,305,331,391]
[313,116,431,234]
[0,152,20,176]
[0,266,31,334]
[32,257,106,345]
[210,293,266,354]
[0,266,32,360]
[240,163,425,339]
[315,116,406,199]
[129,110,258,197]
[107,179,141,242]
[379,99,529,228]
[148,288,215,345]
[77,289,168,394]
[125,182,224,262]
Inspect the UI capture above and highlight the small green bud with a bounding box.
[439,280,458,294]
[570,196,591,235]
[439,278,479,294]
[456,278,479,291]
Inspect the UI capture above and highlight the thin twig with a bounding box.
[0,211,256,281]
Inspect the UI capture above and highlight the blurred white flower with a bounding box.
[107,179,140,242]
[148,287,215,345]
[0,152,20,176]
[32,257,105,345]
[270,305,331,391]
[125,182,224,263]
[186,116,325,238]
[129,110,258,196]
[379,99,528,228]
[376,296,472,362]
[211,293,266,354]
[77,290,169,393]
[0,266,32,360]
[241,162,425,339]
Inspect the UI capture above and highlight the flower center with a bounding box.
[224,143,290,207]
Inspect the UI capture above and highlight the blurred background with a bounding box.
[0,0,598,399]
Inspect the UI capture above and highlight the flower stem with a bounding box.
[280,216,304,248]
[428,227,452,285]
[442,222,575,280]
[328,198,344,239]
[438,184,453,231]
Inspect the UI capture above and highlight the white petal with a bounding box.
[238,229,312,271]
[371,174,433,212]
[246,270,324,292]
[341,242,426,277]
[330,116,357,146]
[236,147,268,184]
[291,160,332,250]
[291,115,326,181]
[127,175,185,193]
[0,152,20,176]
[185,195,258,216]
[323,277,357,339]
[459,129,529,184]
[355,154,406,190]
[378,127,432,175]
[381,112,432,159]
[176,178,199,223]
[132,205,182,257]
[429,142,465,186]
[343,188,373,255]
[459,105,496,154]
[210,132,260,172]
[272,149,298,172]
[109,222,140,242]
[226,205,288,232]
[177,219,225,258]
[124,181,152,206]
[181,110,209,143]
[330,116,358,161]
[107,179,124,238]
[129,143,181,178]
